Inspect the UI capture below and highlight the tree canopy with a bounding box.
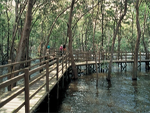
[0,0,150,64]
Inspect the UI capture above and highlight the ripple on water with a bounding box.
[58,71,150,113]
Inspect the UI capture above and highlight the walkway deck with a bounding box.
[0,51,150,113]
[0,59,71,113]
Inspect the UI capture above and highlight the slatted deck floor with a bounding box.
[0,63,71,113]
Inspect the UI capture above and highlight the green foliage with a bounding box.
[0,0,150,59]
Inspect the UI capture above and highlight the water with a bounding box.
[58,65,150,113]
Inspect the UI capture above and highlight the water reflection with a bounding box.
[58,72,150,113]
[132,81,138,110]
[107,81,112,90]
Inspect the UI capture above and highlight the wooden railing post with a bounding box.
[8,59,12,91]
[86,52,87,65]
[140,51,141,62]
[132,52,134,60]
[99,50,100,63]
[62,55,64,89]
[46,61,49,92]
[125,51,127,61]
[77,51,78,62]
[62,55,64,74]
[56,58,59,80]
[66,54,67,70]
[106,51,107,60]
[121,52,122,60]
[24,68,30,113]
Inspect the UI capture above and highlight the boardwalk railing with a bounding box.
[73,51,150,63]
[0,50,149,112]
[0,52,70,113]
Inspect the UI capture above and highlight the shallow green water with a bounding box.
[58,71,150,113]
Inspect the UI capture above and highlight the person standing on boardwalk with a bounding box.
[46,45,50,59]
[60,45,63,56]
[63,44,66,54]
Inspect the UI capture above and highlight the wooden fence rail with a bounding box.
[0,52,69,113]
[0,50,150,113]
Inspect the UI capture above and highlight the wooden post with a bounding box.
[24,68,30,113]
[125,51,127,61]
[56,58,59,80]
[57,82,59,99]
[99,50,100,63]
[125,51,127,71]
[95,51,98,87]
[132,52,134,60]
[86,52,88,74]
[46,61,49,92]
[121,52,122,60]
[140,51,141,70]
[62,55,64,74]
[66,54,67,70]
[62,55,64,89]
[77,51,78,62]
[140,51,141,62]
[8,59,12,91]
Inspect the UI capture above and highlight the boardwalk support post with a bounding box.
[46,61,49,92]
[24,68,30,113]
[62,55,64,89]
[8,59,12,91]
[46,61,50,113]
[56,57,59,99]
[86,52,88,74]
[56,58,59,80]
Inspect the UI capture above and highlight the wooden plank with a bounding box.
[0,62,70,113]
[1,53,149,113]
[0,73,24,89]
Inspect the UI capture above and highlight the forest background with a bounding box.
[0,0,150,79]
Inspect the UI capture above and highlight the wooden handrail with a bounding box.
[0,51,149,113]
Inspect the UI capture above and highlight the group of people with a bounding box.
[59,44,66,56]
[45,44,66,57]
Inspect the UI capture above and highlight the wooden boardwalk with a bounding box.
[0,63,71,113]
[0,54,71,113]
[0,51,150,113]
[76,59,150,66]
[1,65,70,113]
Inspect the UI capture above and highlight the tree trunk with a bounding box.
[118,1,123,60]
[93,1,99,87]
[107,0,127,81]
[101,0,104,48]
[101,0,105,60]
[142,5,148,59]
[82,33,84,51]
[118,25,121,60]
[132,0,141,80]
[131,11,134,52]
[14,0,33,67]
[10,0,27,61]
[6,2,10,62]
[67,0,78,79]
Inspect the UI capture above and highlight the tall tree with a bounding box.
[107,0,127,81]
[10,0,27,61]
[142,5,148,61]
[132,0,141,80]
[93,1,99,86]
[15,0,34,63]
[67,0,78,79]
